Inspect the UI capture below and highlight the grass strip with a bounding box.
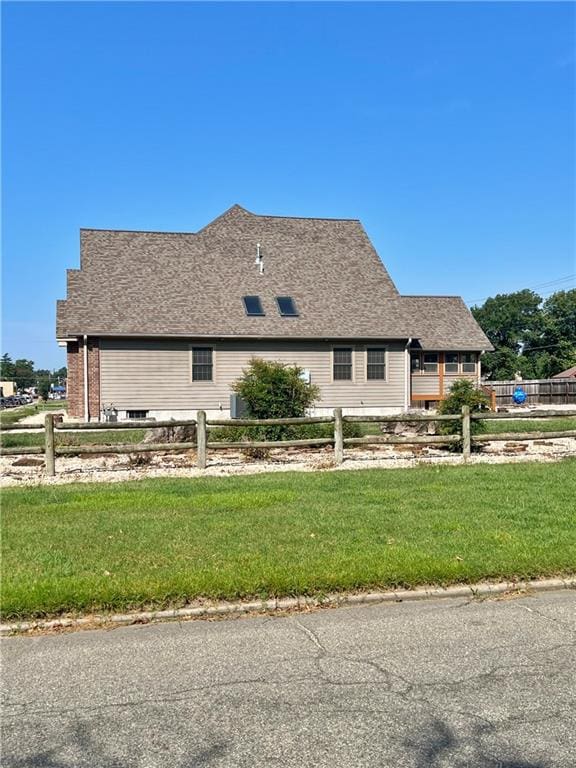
[483,417,576,433]
[1,429,145,449]
[2,460,575,620]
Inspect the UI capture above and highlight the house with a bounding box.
[552,366,576,379]
[56,205,492,421]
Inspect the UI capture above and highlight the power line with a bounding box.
[466,275,575,305]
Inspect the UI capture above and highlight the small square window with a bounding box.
[333,347,353,380]
[192,347,213,381]
[243,296,265,316]
[445,352,459,373]
[423,353,438,374]
[276,296,298,316]
[461,352,476,373]
[127,410,148,420]
[367,348,386,380]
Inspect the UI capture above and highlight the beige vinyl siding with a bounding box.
[411,376,440,396]
[444,372,478,393]
[99,338,407,411]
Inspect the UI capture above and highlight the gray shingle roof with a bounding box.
[56,204,492,350]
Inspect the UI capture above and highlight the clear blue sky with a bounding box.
[2,1,575,370]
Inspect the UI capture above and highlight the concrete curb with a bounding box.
[2,577,574,636]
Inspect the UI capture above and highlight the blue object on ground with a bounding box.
[512,387,527,405]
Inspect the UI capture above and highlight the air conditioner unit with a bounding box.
[230,394,249,419]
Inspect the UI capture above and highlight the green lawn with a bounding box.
[0,405,38,427]
[357,416,576,438]
[482,416,576,434]
[0,401,68,429]
[2,460,575,620]
[1,429,145,449]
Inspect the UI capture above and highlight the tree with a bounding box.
[523,289,576,377]
[53,366,67,383]
[472,289,542,353]
[38,380,51,401]
[472,288,576,380]
[13,359,36,389]
[1,353,14,380]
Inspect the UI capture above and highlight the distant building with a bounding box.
[0,381,16,398]
[552,365,576,379]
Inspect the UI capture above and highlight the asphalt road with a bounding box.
[2,590,575,768]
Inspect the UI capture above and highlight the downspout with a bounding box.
[404,338,412,411]
[83,335,89,422]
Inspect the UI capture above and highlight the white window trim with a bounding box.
[365,345,388,382]
[331,345,355,384]
[189,344,216,384]
[444,352,460,375]
[422,352,439,375]
[461,352,477,374]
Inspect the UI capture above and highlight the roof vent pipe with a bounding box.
[255,243,264,275]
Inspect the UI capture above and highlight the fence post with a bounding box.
[44,413,55,477]
[197,411,207,469]
[462,405,471,462]
[334,408,343,465]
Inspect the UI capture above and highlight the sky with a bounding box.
[2,1,575,370]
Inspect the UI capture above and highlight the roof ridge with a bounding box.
[401,294,463,299]
[251,211,361,223]
[80,228,197,235]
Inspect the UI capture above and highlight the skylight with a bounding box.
[276,296,298,317]
[243,296,265,316]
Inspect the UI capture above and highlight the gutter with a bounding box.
[404,338,412,411]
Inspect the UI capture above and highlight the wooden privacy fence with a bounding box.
[2,408,575,477]
[485,378,576,406]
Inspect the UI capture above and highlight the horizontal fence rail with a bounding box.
[54,419,199,430]
[343,413,460,423]
[1,407,574,476]
[207,416,334,427]
[344,435,461,446]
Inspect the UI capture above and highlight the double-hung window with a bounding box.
[423,353,438,374]
[192,347,213,381]
[333,347,353,380]
[367,347,386,380]
[444,352,459,373]
[461,352,476,373]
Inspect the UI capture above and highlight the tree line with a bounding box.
[471,288,576,380]
[0,354,67,390]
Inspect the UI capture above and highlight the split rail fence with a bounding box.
[2,408,575,477]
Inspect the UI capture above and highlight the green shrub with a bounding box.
[231,358,321,441]
[437,379,490,448]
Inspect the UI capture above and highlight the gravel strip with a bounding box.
[1,438,574,487]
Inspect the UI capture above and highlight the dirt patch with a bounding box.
[11,457,44,467]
